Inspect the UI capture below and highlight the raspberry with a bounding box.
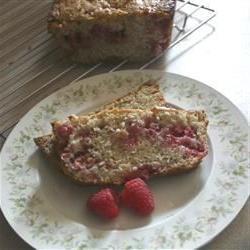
[57,124,73,138]
[121,178,154,216]
[87,188,120,219]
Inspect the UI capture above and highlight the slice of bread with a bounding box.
[100,80,166,111]
[35,107,208,185]
[35,81,166,155]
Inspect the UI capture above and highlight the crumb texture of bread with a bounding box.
[48,108,208,185]
[48,0,176,63]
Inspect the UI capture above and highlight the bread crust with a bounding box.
[48,0,176,22]
[101,80,165,111]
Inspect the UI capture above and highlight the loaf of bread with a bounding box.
[35,107,208,185]
[48,0,176,64]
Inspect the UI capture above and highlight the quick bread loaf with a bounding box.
[48,0,176,63]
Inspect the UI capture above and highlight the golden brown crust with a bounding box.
[92,107,208,125]
[34,135,54,155]
[48,0,176,22]
[101,80,165,111]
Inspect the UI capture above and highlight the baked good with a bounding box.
[35,80,165,154]
[35,107,208,185]
[100,80,166,111]
[48,0,176,63]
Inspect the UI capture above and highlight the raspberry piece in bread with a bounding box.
[36,108,208,185]
[48,0,176,63]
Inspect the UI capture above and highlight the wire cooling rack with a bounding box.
[0,0,216,145]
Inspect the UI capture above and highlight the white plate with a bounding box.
[0,70,249,249]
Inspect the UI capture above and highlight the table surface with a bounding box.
[0,0,249,249]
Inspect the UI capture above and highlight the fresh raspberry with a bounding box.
[121,178,154,216]
[87,188,120,219]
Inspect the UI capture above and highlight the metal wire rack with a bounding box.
[0,0,216,144]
